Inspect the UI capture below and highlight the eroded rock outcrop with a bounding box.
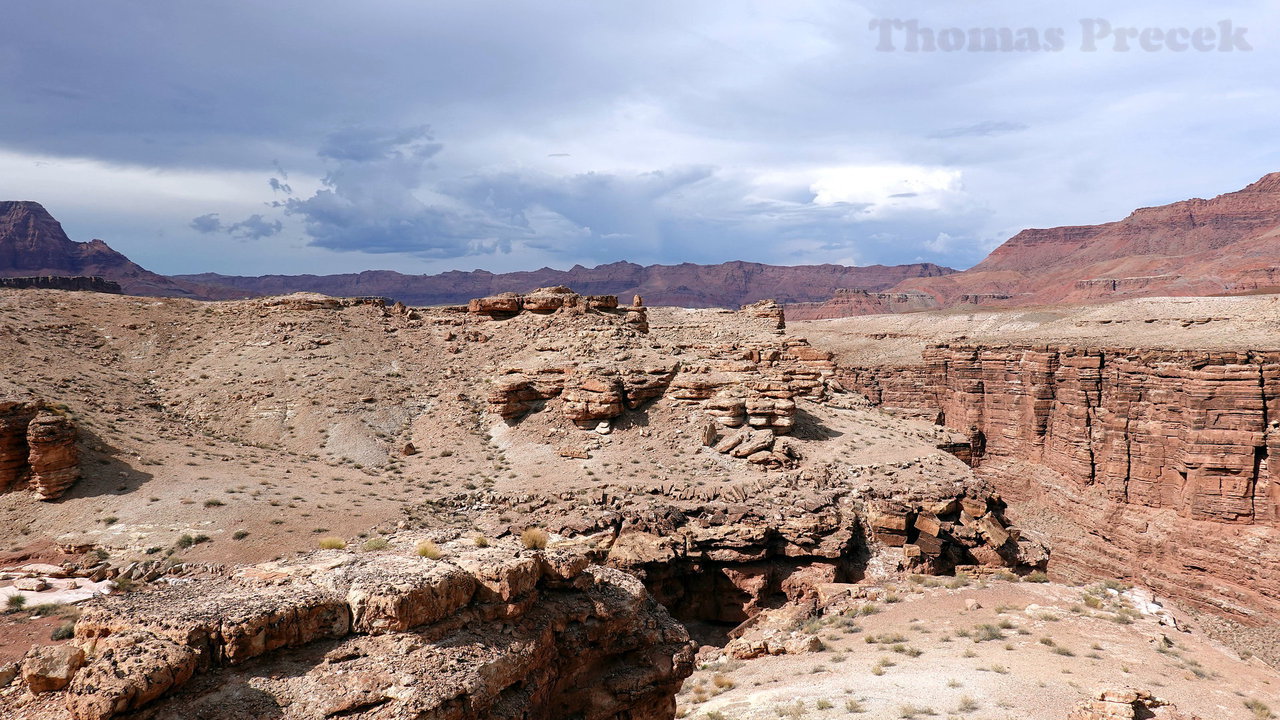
[1065,689,1200,720]
[468,286,623,318]
[19,545,693,720]
[489,363,680,427]
[26,411,80,499]
[434,475,1046,628]
[610,491,1043,624]
[740,298,786,329]
[0,400,79,499]
[486,323,836,438]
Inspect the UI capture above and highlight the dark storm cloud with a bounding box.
[273,125,995,267]
[225,215,284,240]
[190,212,283,240]
[284,127,513,257]
[0,1,1277,275]
[190,214,223,234]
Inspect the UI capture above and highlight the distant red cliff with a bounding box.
[800,172,1280,318]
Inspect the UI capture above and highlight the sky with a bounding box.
[1,1,1278,277]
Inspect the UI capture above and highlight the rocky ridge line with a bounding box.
[13,543,694,720]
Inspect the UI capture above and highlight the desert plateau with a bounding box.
[3,3,1280,720]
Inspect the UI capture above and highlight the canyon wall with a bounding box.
[839,345,1280,619]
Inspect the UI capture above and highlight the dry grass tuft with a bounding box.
[521,527,549,550]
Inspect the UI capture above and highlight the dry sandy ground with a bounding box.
[794,294,1280,367]
[679,579,1280,720]
[0,290,966,569]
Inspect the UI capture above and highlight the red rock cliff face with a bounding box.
[0,401,80,499]
[839,346,1280,618]
[809,172,1280,319]
[917,346,1279,523]
[0,401,37,491]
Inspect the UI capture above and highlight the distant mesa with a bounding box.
[0,276,121,293]
[0,199,956,307]
[7,171,1280,314]
[0,201,234,299]
[798,171,1280,319]
[177,260,956,309]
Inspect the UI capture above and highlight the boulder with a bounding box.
[1066,688,1200,720]
[66,632,198,720]
[346,558,476,634]
[15,576,49,591]
[22,643,85,693]
[562,372,625,427]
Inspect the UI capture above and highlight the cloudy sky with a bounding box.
[1,1,1277,276]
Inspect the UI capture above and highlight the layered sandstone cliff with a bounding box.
[898,172,1280,308]
[838,343,1280,621]
[843,345,1279,524]
[0,401,79,499]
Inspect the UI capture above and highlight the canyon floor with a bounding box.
[680,577,1280,720]
[1,288,1279,719]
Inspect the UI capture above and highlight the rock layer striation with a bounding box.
[0,400,79,499]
